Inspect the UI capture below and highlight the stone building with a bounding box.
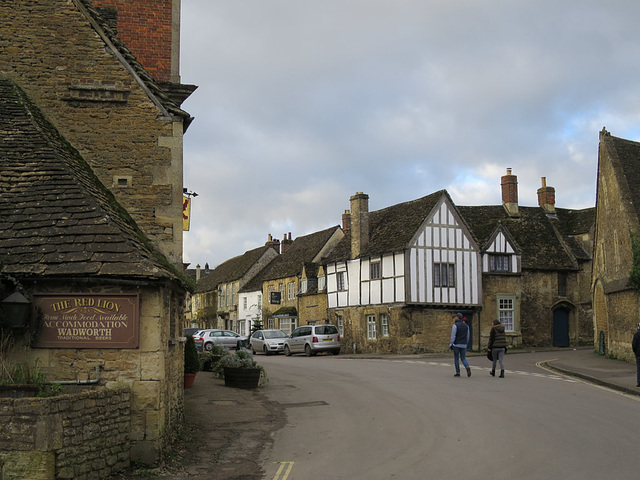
[324,170,594,354]
[0,0,194,474]
[592,129,640,361]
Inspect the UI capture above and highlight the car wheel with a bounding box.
[284,345,291,356]
[204,342,214,352]
[304,344,313,357]
[263,346,271,356]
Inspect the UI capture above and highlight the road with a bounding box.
[256,351,639,480]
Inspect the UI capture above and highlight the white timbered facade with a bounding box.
[327,193,481,309]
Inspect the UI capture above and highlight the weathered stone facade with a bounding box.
[0,0,189,266]
[0,385,131,480]
[592,129,640,362]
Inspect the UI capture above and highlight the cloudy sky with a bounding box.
[179,0,640,269]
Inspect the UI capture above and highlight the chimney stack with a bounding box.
[537,177,556,214]
[196,264,201,282]
[501,168,520,218]
[281,232,293,253]
[350,192,369,259]
[342,209,351,234]
[266,234,280,254]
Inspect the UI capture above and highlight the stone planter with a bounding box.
[0,384,40,398]
[223,367,261,389]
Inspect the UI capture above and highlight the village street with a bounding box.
[258,350,638,480]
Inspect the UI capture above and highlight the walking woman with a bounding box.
[488,319,507,378]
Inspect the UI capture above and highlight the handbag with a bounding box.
[486,349,492,360]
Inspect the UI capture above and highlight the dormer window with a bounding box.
[489,254,510,272]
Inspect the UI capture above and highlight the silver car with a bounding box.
[249,329,288,355]
[194,329,248,351]
[284,324,341,356]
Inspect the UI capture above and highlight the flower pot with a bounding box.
[184,372,197,389]
[223,367,261,389]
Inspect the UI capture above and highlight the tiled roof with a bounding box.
[77,0,194,128]
[241,226,342,292]
[325,191,445,262]
[195,245,277,293]
[0,79,181,282]
[458,205,594,270]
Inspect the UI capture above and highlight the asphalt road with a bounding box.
[258,351,640,480]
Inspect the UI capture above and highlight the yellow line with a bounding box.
[272,461,294,480]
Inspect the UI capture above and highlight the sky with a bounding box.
[179,0,640,269]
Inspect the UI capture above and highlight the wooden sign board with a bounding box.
[33,294,139,349]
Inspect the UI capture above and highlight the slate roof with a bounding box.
[77,0,194,128]
[194,245,277,293]
[325,191,446,262]
[241,226,342,292]
[0,79,182,283]
[457,205,594,270]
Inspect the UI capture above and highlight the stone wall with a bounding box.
[0,385,131,480]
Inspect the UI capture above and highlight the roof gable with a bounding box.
[0,79,179,282]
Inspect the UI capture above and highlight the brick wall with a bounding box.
[93,0,176,82]
[0,386,131,480]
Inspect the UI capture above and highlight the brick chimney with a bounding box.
[501,168,520,218]
[350,192,369,259]
[342,210,351,235]
[537,177,556,214]
[281,232,293,254]
[92,0,180,83]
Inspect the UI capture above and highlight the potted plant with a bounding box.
[184,335,200,388]
[199,343,226,372]
[213,349,266,389]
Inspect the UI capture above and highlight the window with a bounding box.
[337,272,346,291]
[300,278,308,294]
[367,314,377,340]
[558,272,568,297]
[498,295,515,332]
[380,314,389,337]
[370,262,381,280]
[242,297,247,310]
[287,282,296,300]
[318,274,326,291]
[434,263,455,287]
[336,315,344,337]
[489,255,510,272]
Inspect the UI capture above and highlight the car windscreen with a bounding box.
[315,326,338,335]
[264,330,287,339]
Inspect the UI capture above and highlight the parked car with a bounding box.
[250,329,288,355]
[184,327,201,338]
[194,329,248,351]
[284,324,341,356]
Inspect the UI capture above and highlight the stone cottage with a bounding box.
[0,0,194,476]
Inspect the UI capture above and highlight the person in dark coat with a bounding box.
[488,319,507,378]
[632,322,640,388]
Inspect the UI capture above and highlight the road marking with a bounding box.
[371,358,577,382]
[272,461,294,480]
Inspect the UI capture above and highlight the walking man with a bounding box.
[449,312,471,377]
[632,322,640,388]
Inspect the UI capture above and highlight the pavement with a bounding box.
[112,347,639,479]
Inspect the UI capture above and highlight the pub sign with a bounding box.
[33,294,139,349]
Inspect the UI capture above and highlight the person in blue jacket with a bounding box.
[449,312,471,377]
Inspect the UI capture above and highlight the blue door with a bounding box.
[552,308,570,347]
